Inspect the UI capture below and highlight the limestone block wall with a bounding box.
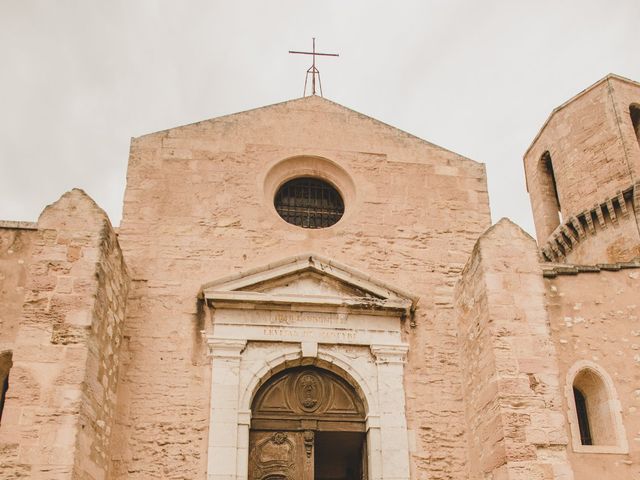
[544,266,640,479]
[456,219,573,480]
[0,222,37,349]
[0,190,129,480]
[113,96,492,479]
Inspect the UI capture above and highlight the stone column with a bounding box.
[236,409,251,480]
[205,337,247,480]
[371,344,410,480]
[366,414,383,480]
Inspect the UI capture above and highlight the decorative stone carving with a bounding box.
[303,430,314,458]
[296,371,322,412]
[271,432,288,445]
[250,431,296,479]
[251,367,365,429]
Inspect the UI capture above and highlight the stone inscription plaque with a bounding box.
[212,308,402,345]
[271,311,348,326]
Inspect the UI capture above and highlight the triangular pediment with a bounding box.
[200,254,417,315]
[239,270,377,299]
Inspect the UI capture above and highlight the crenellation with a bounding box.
[540,184,638,262]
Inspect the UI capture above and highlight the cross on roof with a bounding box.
[289,38,339,97]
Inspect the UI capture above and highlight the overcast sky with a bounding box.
[1,1,638,236]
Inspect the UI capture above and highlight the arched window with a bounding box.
[630,104,640,149]
[0,351,12,424]
[537,151,562,236]
[542,152,561,214]
[567,361,628,453]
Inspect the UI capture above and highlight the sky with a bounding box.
[1,0,639,236]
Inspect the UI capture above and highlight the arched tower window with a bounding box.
[542,152,561,216]
[536,151,562,240]
[0,351,12,424]
[630,104,640,149]
[566,361,628,453]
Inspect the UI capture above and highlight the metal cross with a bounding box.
[289,38,339,97]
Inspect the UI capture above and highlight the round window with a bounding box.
[274,177,344,228]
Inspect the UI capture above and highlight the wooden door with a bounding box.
[248,430,313,480]
[249,366,367,480]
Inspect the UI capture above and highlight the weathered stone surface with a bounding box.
[112,95,490,479]
[0,190,129,480]
[1,75,639,479]
[456,219,573,480]
[546,268,640,479]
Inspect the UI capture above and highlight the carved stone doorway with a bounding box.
[248,366,367,480]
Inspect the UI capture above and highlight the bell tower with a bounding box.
[524,74,640,264]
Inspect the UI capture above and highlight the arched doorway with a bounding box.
[249,366,367,480]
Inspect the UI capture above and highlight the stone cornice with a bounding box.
[540,182,638,262]
[370,344,409,364]
[200,253,418,318]
[203,336,247,358]
[0,220,37,230]
[541,259,640,278]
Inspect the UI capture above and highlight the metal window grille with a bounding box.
[274,177,344,228]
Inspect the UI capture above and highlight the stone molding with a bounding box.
[370,344,409,364]
[204,336,247,359]
[0,220,37,230]
[540,182,637,262]
[201,255,412,480]
[199,252,418,318]
[542,259,640,277]
[237,346,379,415]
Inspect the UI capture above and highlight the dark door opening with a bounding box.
[314,431,366,480]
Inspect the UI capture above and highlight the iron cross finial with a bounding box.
[289,38,339,97]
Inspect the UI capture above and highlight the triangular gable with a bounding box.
[135,95,478,165]
[200,253,417,316]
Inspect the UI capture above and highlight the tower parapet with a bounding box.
[524,74,640,264]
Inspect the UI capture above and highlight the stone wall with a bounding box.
[545,266,640,479]
[0,222,37,349]
[0,190,129,480]
[112,95,492,479]
[455,219,573,480]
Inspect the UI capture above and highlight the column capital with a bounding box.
[238,410,252,426]
[204,336,247,359]
[370,344,409,364]
[366,414,381,430]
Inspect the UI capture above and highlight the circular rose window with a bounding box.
[274,177,344,228]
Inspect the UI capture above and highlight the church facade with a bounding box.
[1,74,639,480]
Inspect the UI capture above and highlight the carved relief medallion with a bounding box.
[295,371,324,412]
